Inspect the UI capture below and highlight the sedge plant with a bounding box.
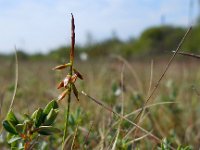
[52,13,83,149]
[2,13,83,150]
[2,13,194,150]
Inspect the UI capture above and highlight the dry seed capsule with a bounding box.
[70,74,78,83]
[58,89,69,101]
[73,68,83,80]
[57,81,64,89]
[64,75,71,87]
[72,84,79,101]
[52,63,71,70]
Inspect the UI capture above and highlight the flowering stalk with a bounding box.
[53,13,83,150]
[62,14,74,148]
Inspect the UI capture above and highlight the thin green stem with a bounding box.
[62,13,75,150]
[62,89,71,149]
[62,58,73,150]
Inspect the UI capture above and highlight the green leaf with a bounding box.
[69,115,75,126]
[6,110,19,126]
[35,108,45,127]
[37,126,60,135]
[2,120,18,134]
[43,100,58,115]
[44,109,59,126]
[15,124,24,133]
[8,136,21,144]
[6,133,13,142]
[177,146,192,150]
[23,113,31,120]
[31,109,38,119]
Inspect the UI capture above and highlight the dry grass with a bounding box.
[0,56,200,149]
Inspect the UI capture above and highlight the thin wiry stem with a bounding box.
[123,112,149,140]
[132,60,160,141]
[0,92,4,121]
[131,26,192,148]
[111,101,177,136]
[130,27,192,148]
[110,64,125,150]
[9,47,18,111]
[125,101,177,118]
[62,91,71,150]
[132,60,165,143]
[126,131,152,145]
[71,124,79,150]
[172,51,200,59]
[147,60,154,97]
[81,91,161,142]
[83,121,94,149]
[113,55,143,93]
[133,27,192,123]
[120,64,125,116]
[111,124,120,150]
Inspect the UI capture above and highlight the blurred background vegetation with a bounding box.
[1,3,200,149]
[2,19,200,61]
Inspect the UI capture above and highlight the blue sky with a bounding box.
[0,0,199,54]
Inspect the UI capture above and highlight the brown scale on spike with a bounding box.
[53,14,83,102]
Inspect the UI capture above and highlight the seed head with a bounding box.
[58,89,69,101]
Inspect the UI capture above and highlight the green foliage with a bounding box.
[13,50,29,60]
[2,100,60,149]
[68,107,82,128]
[43,100,59,115]
[182,25,200,53]
[44,109,59,126]
[34,108,45,127]
[177,145,193,150]
[87,38,123,57]
[133,26,185,54]
[37,126,60,135]
[158,138,171,150]
[6,110,19,126]
[3,120,18,135]
[44,25,194,58]
[158,138,192,150]
[48,46,70,62]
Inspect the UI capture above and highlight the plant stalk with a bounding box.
[62,87,71,150]
[62,13,75,150]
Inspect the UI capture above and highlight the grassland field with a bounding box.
[0,56,200,149]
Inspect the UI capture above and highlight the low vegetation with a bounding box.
[0,15,200,149]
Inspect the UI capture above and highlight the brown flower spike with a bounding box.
[53,13,83,102]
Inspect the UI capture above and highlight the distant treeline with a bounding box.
[1,24,200,61]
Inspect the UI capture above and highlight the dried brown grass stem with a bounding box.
[133,27,192,123]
